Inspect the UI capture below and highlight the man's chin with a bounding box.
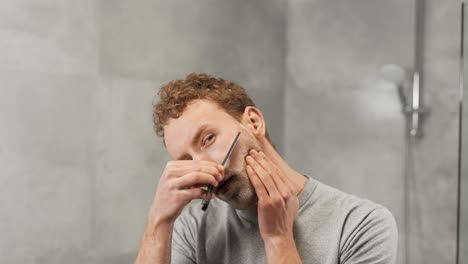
[215,190,257,210]
[217,198,255,210]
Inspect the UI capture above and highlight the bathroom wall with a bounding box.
[285,1,460,264]
[0,0,286,263]
[0,1,99,263]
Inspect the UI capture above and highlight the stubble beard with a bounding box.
[215,134,261,210]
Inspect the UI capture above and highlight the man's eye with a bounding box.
[203,135,215,146]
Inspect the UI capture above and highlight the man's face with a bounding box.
[164,99,260,209]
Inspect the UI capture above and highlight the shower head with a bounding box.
[380,64,406,87]
[380,64,427,137]
[380,64,409,112]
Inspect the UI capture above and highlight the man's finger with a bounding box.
[255,150,295,194]
[246,155,279,198]
[169,159,222,168]
[252,150,292,197]
[175,171,220,189]
[166,165,223,182]
[257,151,294,192]
[168,160,224,176]
[246,165,268,200]
[250,149,287,190]
[179,188,209,201]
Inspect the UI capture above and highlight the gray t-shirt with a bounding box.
[171,176,398,264]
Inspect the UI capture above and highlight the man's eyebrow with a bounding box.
[175,124,209,160]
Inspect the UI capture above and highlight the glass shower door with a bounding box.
[458,2,468,264]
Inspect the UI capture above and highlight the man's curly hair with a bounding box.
[153,73,273,143]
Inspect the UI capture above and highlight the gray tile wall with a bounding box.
[0,0,100,263]
[0,71,98,263]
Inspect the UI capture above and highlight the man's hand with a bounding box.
[245,149,302,264]
[148,160,224,225]
[135,160,224,264]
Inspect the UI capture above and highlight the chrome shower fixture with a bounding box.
[408,71,429,137]
[381,64,429,137]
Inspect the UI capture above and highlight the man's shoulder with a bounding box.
[300,179,398,262]
[312,179,390,214]
[302,178,396,232]
[310,180,397,244]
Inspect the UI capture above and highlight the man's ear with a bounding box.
[242,106,266,138]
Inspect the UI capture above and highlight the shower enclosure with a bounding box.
[458,2,468,264]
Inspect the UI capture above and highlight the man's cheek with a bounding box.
[205,146,227,164]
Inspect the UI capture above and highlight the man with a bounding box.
[135,73,398,264]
